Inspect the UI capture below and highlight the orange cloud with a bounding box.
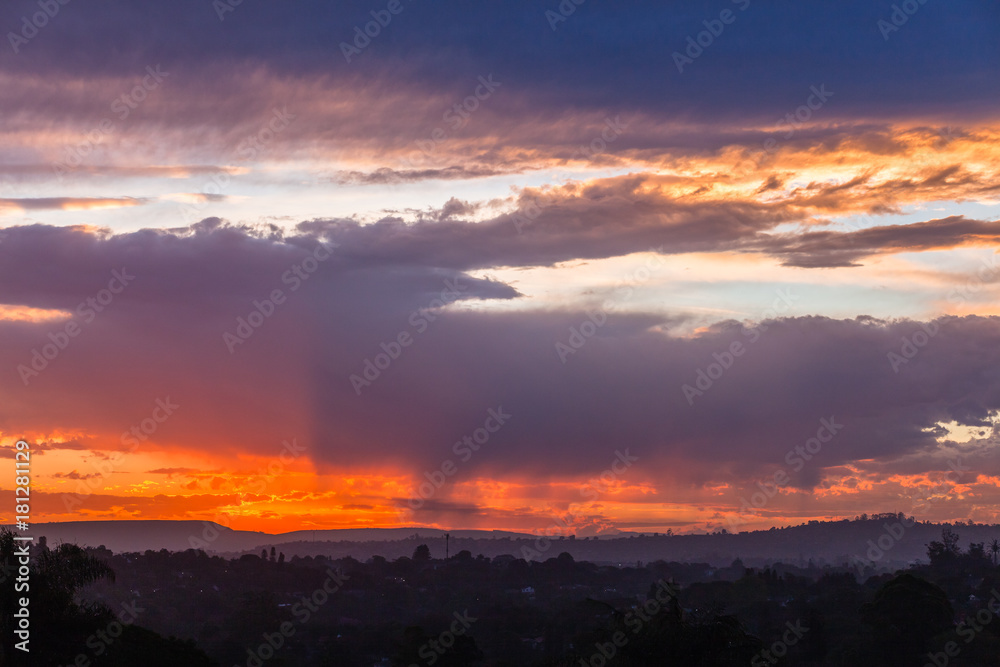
[0,197,146,215]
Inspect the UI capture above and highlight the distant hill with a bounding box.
[22,521,535,554]
[19,517,1000,571]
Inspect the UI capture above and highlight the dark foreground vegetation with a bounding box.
[4,526,1000,666]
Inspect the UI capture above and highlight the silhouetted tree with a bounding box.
[927,527,963,565]
[391,625,483,666]
[413,544,431,561]
[0,529,216,666]
[861,573,953,666]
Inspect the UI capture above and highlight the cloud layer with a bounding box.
[2,0,999,533]
[2,222,999,531]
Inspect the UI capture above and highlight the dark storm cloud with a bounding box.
[1,222,999,495]
[319,309,1000,491]
[756,216,1000,268]
[301,178,1000,271]
[299,176,801,270]
[1,0,996,123]
[0,221,518,456]
[332,166,522,185]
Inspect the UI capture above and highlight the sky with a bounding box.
[1,0,1000,537]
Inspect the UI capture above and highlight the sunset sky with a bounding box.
[2,0,1000,536]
